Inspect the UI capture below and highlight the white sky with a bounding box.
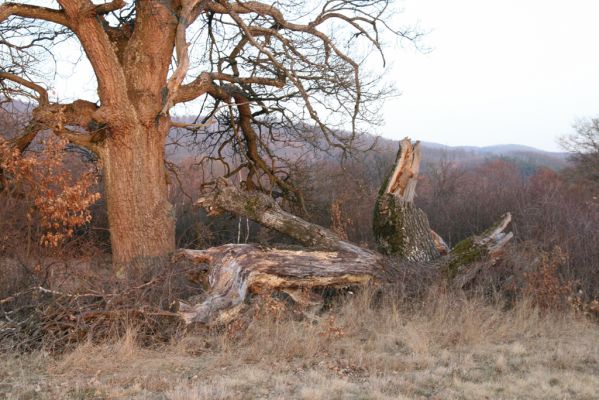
[380,0,599,151]
[43,0,599,151]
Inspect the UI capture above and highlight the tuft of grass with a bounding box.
[1,289,598,399]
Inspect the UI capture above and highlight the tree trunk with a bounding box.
[373,138,442,260]
[100,123,175,275]
[177,166,513,325]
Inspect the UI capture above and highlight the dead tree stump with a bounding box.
[176,138,513,325]
[373,138,443,261]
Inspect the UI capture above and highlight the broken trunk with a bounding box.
[177,138,513,325]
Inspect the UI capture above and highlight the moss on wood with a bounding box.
[445,238,487,280]
[373,194,406,257]
[244,196,260,218]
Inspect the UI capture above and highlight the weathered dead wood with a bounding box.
[177,139,514,325]
[446,212,514,289]
[384,137,422,202]
[197,178,377,257]
[431,230,450,255]
[373,138,440,261]
[175,244,385,324]
[181,182,390,324]
[177,190,512,325]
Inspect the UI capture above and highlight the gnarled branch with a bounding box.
[95,0,126,15]
[0,72,49,106]
[197,177,377,256]
[178,139,513,325]
[0,2,69,26]
[176,244,380,324]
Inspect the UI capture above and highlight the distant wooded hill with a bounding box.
[1,100,569,173]
[394,139,569,173]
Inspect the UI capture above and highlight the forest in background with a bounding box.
[2,105,599,399]
[1,0,598,396]
[2,102,598,302]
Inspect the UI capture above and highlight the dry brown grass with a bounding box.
[1,289,598,399]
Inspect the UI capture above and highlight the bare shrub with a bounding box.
[0,262,197,352]
[2,281,598,398]
[416,159,599,299]
[560,117,599,191]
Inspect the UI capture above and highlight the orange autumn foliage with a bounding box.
[0,136,100,248]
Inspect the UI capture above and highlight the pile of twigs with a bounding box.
[0,262,202,352]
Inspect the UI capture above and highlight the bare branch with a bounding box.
[210,72,285,89]
[170,119,216,129]
[95,0,126,15]
[53,0,130,121]
[0,72,49,106]
[172,72,213,105]
[53,127,97,152]
[173,72,285,105]
[5,123,41,152]
[0,2,69,26]
[197,177,370,254]
[3,99,102,154]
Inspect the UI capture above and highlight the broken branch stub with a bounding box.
[445,212,514,288]
[373,138,440,261]
[176,139,514,325]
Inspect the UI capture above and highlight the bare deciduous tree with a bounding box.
[561,117,599,192]
[0,0,417,270]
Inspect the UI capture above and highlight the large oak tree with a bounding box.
[0,0,415,270]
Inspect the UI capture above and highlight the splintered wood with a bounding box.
[178,139,513,325]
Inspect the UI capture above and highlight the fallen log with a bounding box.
[175,245,383,324]
[196,178,370,256]
[177,138,514,325]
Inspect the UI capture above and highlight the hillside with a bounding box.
[1,100,569,172]
[371,137,569,172]
[166,122,570,173]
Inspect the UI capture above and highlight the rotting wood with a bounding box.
[446,213,514,289]
[175,244,382,324]
[196,179,370,255]
[373,138,440,261]
[177,138,514,325]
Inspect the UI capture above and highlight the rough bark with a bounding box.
[176,143,513,325]
[99,124,176,274]
[373,138,440,261]
[174,213,511,325]
[94,1,178,272]
[445,213,514,289]
[197,178,374,256]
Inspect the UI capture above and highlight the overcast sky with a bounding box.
[380,0,599,151]
[46,0,599,151]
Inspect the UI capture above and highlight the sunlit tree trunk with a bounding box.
[99,122,175,273]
